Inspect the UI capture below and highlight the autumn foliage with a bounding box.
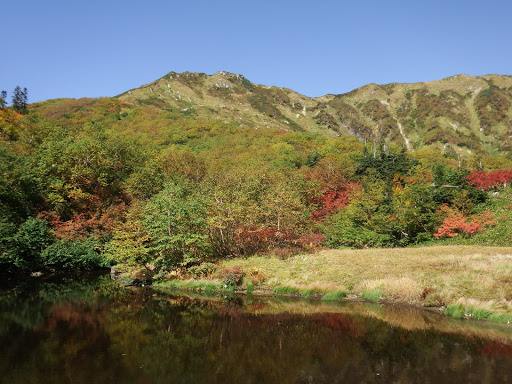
[2,88,512,274]
[309,183,359,222]
[433,204,496,239]
[467,170,512,190]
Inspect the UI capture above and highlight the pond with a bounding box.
[1,273,512,383]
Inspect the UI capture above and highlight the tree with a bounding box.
[12,86,28,114]
[391,183,439,242]
[0,146,42,223]
[206,168,265,257]
[10,218,54,271]
[143,178,210,271]
[321,173,394,248]
[0,90,7,109]
[356,146,417,182]
[103,201,152,267]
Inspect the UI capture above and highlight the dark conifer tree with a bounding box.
[0,90,7,109]
[12,86,28,114]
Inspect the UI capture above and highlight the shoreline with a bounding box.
[135,245,512,325]
[149,283,512,345]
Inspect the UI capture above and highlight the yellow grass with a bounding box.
[222,246,512,310]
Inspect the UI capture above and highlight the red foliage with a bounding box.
[45,213,104,240]
[310,182,359,222]
[433,204,496,239]
[467,169,512,190]
[236,226,277,254]
[39,205,126,240]
[235,226,299,255]
[236,226,278,243]
[298,232,325,249]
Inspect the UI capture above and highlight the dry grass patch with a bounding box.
[223,246,512,309]
[355,277,422,304]
[272,281,347,297]
[383,277,422,303]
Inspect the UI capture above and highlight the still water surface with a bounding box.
[1,273,512,383]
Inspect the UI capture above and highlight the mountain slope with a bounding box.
[31,71,512,157]
[330,74,512,155]
[117,71,512,156]
[117,71,326,134]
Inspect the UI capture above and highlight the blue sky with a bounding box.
[1,0,511,103]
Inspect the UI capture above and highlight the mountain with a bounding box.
[117,71,321,133]
[333,74,512,155]
[33,71,512,157]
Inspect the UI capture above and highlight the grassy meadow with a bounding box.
[156,245,512,324]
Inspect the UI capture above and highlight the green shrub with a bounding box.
[322,216,393,249]
[321,290,347,301]
[155,279,232,293]
[188,263,217,278]
[445,303,465,319]
[488,313,512,324]
[10,218,53,271]
[41,238,110,271]
[362,289,382,302]
[272,286,301,295]
[414,232,435,245]
[466,305,492,320]
[301,288,324,297]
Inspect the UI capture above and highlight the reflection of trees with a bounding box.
[0,273,113,330]
[0,273,124,383]
[104,294,512,384]
[2,277,512,383]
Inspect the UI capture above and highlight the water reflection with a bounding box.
[1,275,512,383]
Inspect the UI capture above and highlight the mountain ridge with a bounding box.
[30,71,512,158]
[115,70,512,156]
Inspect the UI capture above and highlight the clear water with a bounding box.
[1,273,512,383]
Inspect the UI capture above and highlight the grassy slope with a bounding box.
[118,71,328,136]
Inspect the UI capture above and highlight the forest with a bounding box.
[1,90,512,277]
